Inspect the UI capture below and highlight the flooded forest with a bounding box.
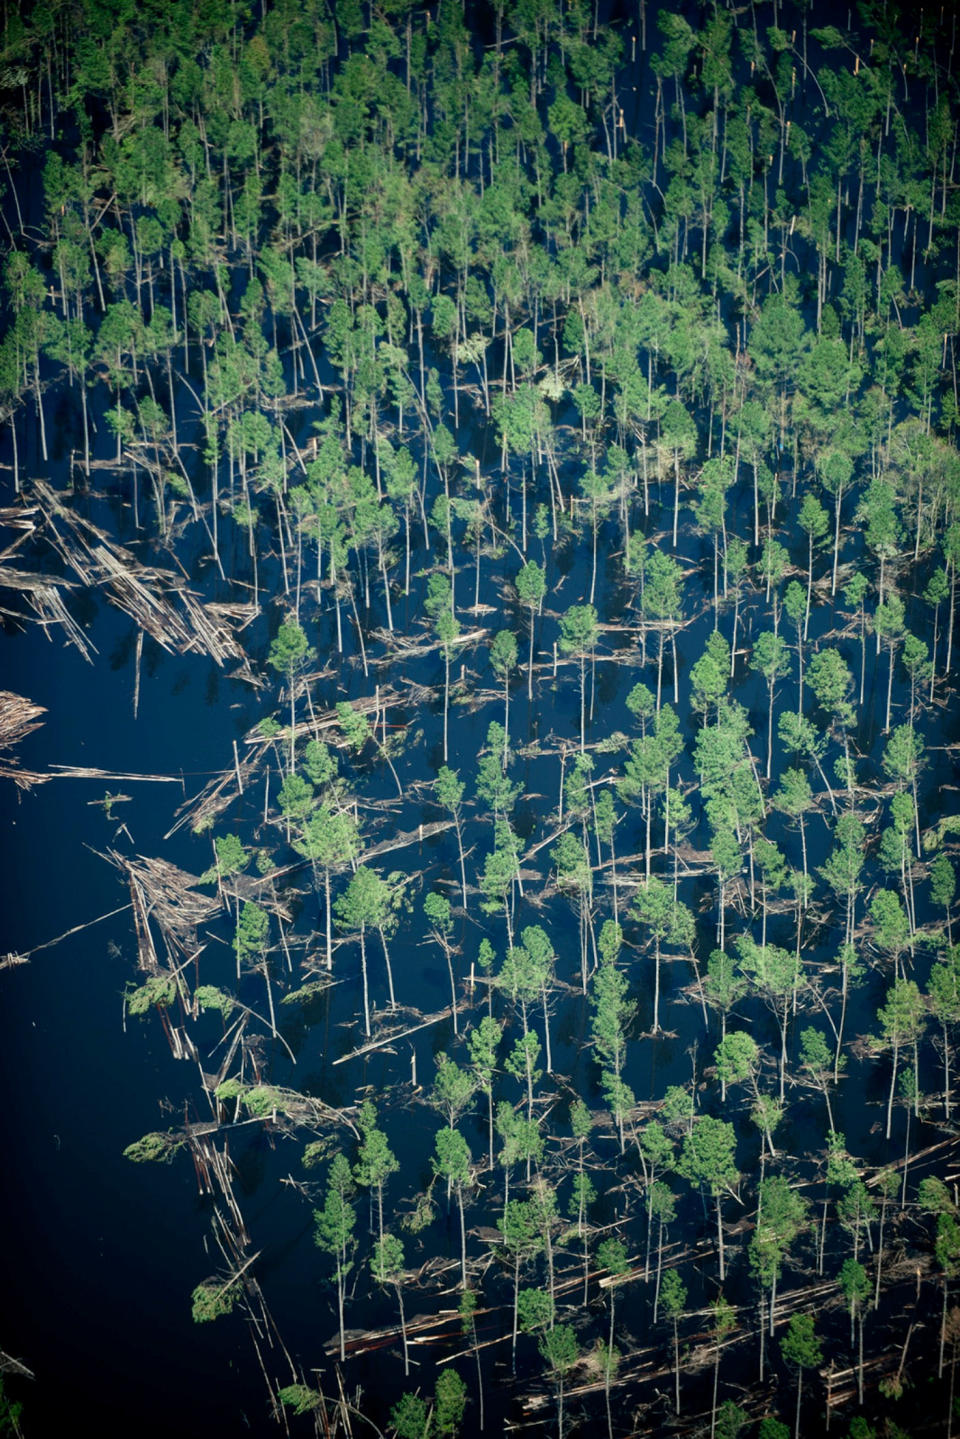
[3,1,960,1436]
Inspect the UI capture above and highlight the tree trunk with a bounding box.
[379,926,396,1008]
[511,1255,520,1372]
[395,1280,409,1376]
[457,1184,468,1289]
[793,1372,803,1439]
[359,926,371,1037]
[337,1261,347,1362]
[446,943,459,1035]
[716,1194,725,1281]
[325,868,333,972]
[602,1293,616,1439]
[528,607,536,700]
[885,1040,899,1140]
[653,935,662,1034]
[580,654,586,751]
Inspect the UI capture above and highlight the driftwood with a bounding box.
[0,565,96,660]
[169,686,424,840]
[0,501,40,535]
[0,689,47,788]
[243,683,411,748]
[322,1299,464,1359]
[367,625,489,661]
[363,818,454,861]
[332,1006,460,1065]
[165,765,250,839]
[105,850,219,974]
[48,764,181,783]
[1,901,133,969]
[223,873,294,924]
[30,480,258,678]
[0,563,74,592]
[0,1349,34,1380]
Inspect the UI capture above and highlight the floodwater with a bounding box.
[2,23,959,1439]
[2,414,956,1437]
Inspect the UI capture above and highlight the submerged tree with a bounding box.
[780,1313,822,1439]
[314,1154,356,1362]
[679,1116,738,1281]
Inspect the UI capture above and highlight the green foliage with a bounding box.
[490,628,518,678]
[295,804,361,870]
[303,739,337,789]
[0,1377,23,1437]
[750,631,789,683]
[799,1027,836,1082]
[336,701,373,753]
[430,1055,475,1128]
[705,949,746,1021]
[390,1393,429,1439]
[214,1078,247,1105]
[434,1369,468,1437]
[539,1322,579,1377]
[882,724,922,787]
[434,765,464,814]
[516,561,546,610]
[201,832,248,882]
[476,729,521,814]
[468,1016,502,1088]
[715,1401,749,1439]
[354,1101,399,1194]
[750,1176,808,1286]
[517,1286,554,1333]
[678,1116,737,1196]
[191,1278,240,1324]
[234,901,269,966]
[424,890,452,935]
[125,974,177,1016]
[242,1085,287,1117]
[479,821,521,914]
[839,1257,870,1309]
[371,1232,405,1287]
[278,1385,322,1415]
[780,1312,822,1371]
[498,1197,543,1263]
[123,1131,181,1163]
[846,1419,875,1439]
[277,771,314,819]
[335,866,394,934]
[928,948,960,1026]
[570,1097,593,1142]
[662,1085,694,1128]
[268,618,312,678]
[715,1030,759,1087]
[590,941,634,1072]
[659,1268,687,1319]
[596,1237,630,1276]
[505,1030,542,1091]
[559,602,598,656]
[930,853,956,912]
[552,830,591,895]
[314,1154,356,1258]
[808,650,855,727]
[875,978,925,1048]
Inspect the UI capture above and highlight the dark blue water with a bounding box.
[0,599,267,1435]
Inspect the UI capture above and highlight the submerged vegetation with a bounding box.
[3,0,960,1434]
